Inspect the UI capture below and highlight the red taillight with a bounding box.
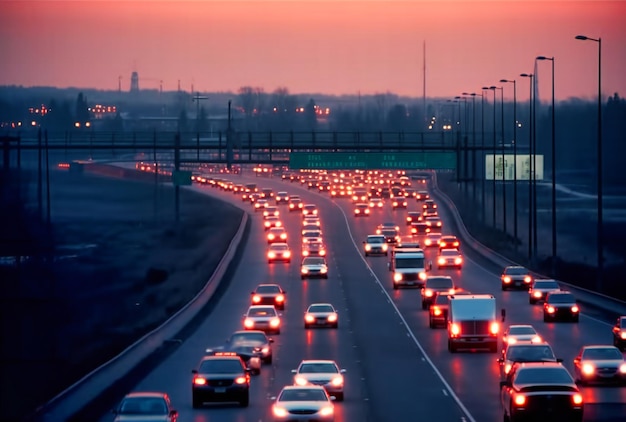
[547,306,555,313]
[571,305,579,313]
[489,322,499,335]
[450,323,460,336]
[572,393,583,405]
[193,377,207,385]
[252,295,261,303]
[276,294,285,302]
[432,306,442,316]
[513,394,526,406]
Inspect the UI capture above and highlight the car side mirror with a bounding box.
[501,308,506,323]
[557,358,563,363]
[269,338,274,343]
[340,369,347,374]
[291,369,297,374]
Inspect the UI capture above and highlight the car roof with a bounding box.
[248,305,276,310]
[299,359,338,365]
[124,392,167,399]
[308,303,335,309]
[255,283,281,289]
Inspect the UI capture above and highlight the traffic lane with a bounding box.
[259,179,473,421]
[95,184,363,422]
[333,195,626,422]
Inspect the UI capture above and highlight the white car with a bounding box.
[573,345,626,385]
[271,386,334,421]
[113,392,178,422]
[243,305,281,334]
[304,303,338,329]
[363,234,389,256]
[301,257,329,279]
[502,324,542,348]
[292,360,346,401]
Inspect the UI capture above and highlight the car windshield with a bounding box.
[309,304,334,313]
[368,237,384,244]
[256,285,280,294]
[271,244,288,251]
[505,267,528,275]
[299,363,338,373]
[582,347,623,360]
[534,281,559,289]
[426,277,453,288]
[434,294,450,304]
[230,332,266,344]
[548,294,575,303]
[119,397,167,415]
[395,258,425,268]
[248,308,276,317]
[441,250,459,257]
[303,258,325,265]
[198,359,244,374]
[304,232,322,237]
[514,367,573,384]
[381,229,398,236]
[508,326,537,335]
[279,389,328,402]
[506,345,556,361]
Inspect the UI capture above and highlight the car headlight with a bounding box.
[503,276,511,283]
[619,363,626,374]
[270,318,280,327]
[305,314,315,322]
[438,258,446,265]
[319,406,334,417]
[244,318,254,328]
[582,363,595,375]
[425,289,433,297]
[327,314,338,322]
[273,405,288,417]
[331,375,343,386]
[454,257,463,265]
[394,273,403,282]
[294,376,308,386]
[365,245,372,251]
[261,347,270,354]
[235,376,247,384]
[571,305,579,313]
[382,244,388,251]
[301,267,309,274]
[321,267,328,274]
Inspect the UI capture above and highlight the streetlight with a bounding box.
[575,34,603,291]
[456,95,469,192]
[494,85,506,234]
[520,73,534,261]
[480,89,487,223]
[463,92,477,201]
[193,92,209,161]
[501,79,518,248]
[537,55,557,276]
[484,86,497,229]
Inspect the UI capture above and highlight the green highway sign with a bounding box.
[289,152,456,170]
[172,170,192,186]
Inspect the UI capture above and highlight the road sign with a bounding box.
[289,152,456,170]
[172,170,192,185]
[485,154,543,181]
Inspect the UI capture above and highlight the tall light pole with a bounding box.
[193,92,209,161]
[480,89,487,223]
[494,86,506,234]
[537,55,557,276]
[463,92,476,201]
[521,73,534,261]
[576,34,603,292]
[456,95,469,192]
[501,79,518,248]
[484,86,497,229]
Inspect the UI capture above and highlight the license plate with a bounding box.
[214,387,226,393]
[407,281,415,285]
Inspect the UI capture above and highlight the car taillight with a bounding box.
[419,272,427,281]
[505,363,512,374]
[432,306,442,316]
[438,258,446,265]
[320,250,326,256]
[533,291,542,298]
[572,394,583,405]
[621,332,626,339]
[450,323,460,336]
[524,276,531,283]
[489,322,499,335]
[425,289,433,297]
[252,295,261,303]
[394,273,403,282]
[276,294,284,302]
[513,394,526,406]
[454,257,463,265]
[193,377,207,385]
[503,276,511,283]
[268,252,276,258]
[571,305,579,313]
[547,306,555,313]
[331,375,343,386]
[283,251,291,258]
[270,318,280,327]
[244,318,254,328]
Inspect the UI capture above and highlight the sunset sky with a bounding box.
[2,1,625,102]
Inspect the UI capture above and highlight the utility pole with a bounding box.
[192,92,209,161]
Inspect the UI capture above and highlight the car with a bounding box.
[363,234,389,256]
[271,386,335,421]
[376,222,400,234]
[422,208,438,218]
[207,330,274,365]
[423,232,442,247]
[416,190,430,200]
[380,228,400,244]
[612,316,626,351]
[191,354,250,408]
[436,248,463,269]
[422,199,437,210]
[302,204,319,217]
[410,222,430,236]
[263,216,283,230]
[405,211,423,225]
[302,241,327,257]
[369,198,384,208]
[289,197,304,212]
[573,345,626,385]
[424,216,443,230]
[302,230,323,242]
[267,227,288,243]
[254,198,269,211]
[251,283,286,310]
[275,191,289,204]
[243,305,281,334]
[502,325,542,348]
[302,215,321,226]
[497,342,560,379]
[304,303,339,329]
[500,362,583,422]
[302,224,322,235]
[438,235,460,250]
[354,203,370,216]
[429,292,452,328]
[263,206,280,218]
[267,243,291,263]
[112,392,178,422]
[528,279,560,304]
[543,291,579,322]
[421,276,455,309]
[292,360,346,401]
[391,198,408,209]
[501,266,533,290]
[261,188,274,198]
[301,257,329,279]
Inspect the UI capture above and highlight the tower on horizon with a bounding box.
[130,71,139,93]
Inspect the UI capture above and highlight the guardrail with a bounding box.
[35,170,250,422]
[428,171,626,317]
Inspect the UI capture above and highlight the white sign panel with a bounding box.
[485,154,543,181]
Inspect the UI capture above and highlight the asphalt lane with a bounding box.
[98,172,626,422]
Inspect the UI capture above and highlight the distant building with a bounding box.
[130,71,139,93]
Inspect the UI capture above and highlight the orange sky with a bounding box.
[2,1,625,102]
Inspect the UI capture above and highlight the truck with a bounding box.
[388,247,429,289]
[447,294,504,353]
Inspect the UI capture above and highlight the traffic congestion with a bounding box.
[107,167,626,422]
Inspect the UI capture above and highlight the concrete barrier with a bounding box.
[429,171,626,316]
[36,168,249,422]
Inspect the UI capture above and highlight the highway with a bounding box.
[95,171,626,422]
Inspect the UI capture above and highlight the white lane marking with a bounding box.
[442,389,449,396]
[334,202,478,422]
